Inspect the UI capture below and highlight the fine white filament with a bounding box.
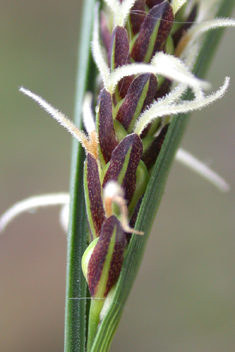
[0,194,69,233]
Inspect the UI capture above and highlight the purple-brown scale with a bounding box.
[130,0,146,35]
[87,215,126,298]
[105,218,127,296]
[146,0,166,10]
[103,134,143,205]
[97,89,118,164]
[131,2,174,62]
[109,26,133,98]
[151,2,174,56]
[116,73,158,131]
[86,154,106,237]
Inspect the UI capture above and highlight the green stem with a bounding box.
[64,0,96,351]
[87,300,104,352]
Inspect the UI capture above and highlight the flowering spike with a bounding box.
[84,154,106,240]
[116,73,158,132]
[3,2,235,350]
[131,1,174,63]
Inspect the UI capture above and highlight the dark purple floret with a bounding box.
[116,73,158,131]
[131,2,174,62]
[109,26,133,98]
[130,0,146,35]
[103,134,143,205]
[87,215,126,297]
[86,154,106,237]
[108,26,131,68]
[97,89,118,164]
[106,220,127,296]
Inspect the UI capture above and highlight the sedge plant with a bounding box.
[1,0,235,351]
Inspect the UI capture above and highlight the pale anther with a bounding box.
[103,181,144,235]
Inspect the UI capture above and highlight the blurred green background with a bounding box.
[0,1,235,351]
